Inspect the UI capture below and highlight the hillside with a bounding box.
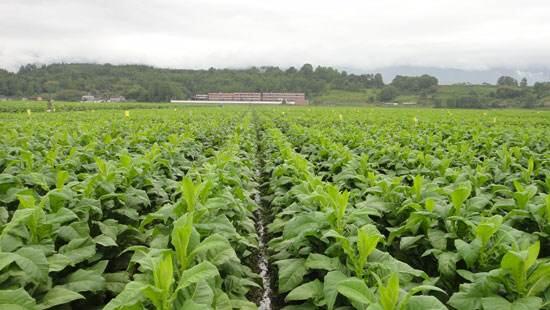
[1,63,549,108]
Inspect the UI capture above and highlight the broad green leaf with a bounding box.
[405,295,446,310]
[12,247,49,284]
[285,279,323,302]
[324,270,348,310]
[104,272,130,294]
[175,261,219,291]
[481,296,511,310]
[47,254,72,272]
[62,269,106,293]
[305,253,341,271]
[59,237,96,265]
[336,277,375,305]
[0,288,37,310]
[511,297,543,310]
[527,263,550,296]
[94,234,118,247]
[38,286,84,309]
[103,281,148,310]
[189,234,238,266]
[455,239,481,269]
[275,258,307,293]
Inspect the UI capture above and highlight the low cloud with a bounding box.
[1,0,549,71]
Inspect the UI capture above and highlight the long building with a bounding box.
[191,92,307,105]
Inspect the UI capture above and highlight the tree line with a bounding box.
[0,63,548,108]
[0,63,385,101]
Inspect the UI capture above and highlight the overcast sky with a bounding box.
[1,0,549,72]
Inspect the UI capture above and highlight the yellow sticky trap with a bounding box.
[124,110,130,118]
[26,109,31,116]
[493,117,497,123]
[339,114,343,121]
[413,116,418,124]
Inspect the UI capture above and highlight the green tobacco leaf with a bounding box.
[190,234,238,266]
[59,237,96,265]
[152,252,173,298]
[438,252,458,278]
[285,279,323,302]
[94,234,118,247]
[481,296,511,310]
[379,273,399,310]
[171,212,194,270]
[511,297,543,310]
[357,224,383,267]
[0,288,38,310]
[324,270,348,310]
[450,184,471,214]
[7,247,49,284]
[455,239,481,269]
[527,263,550,296]
[180,299,210,310]
[175,261,219,291]
[213,289,232,310]
[47,254,72,272]
[305,253,342,271]
[281,304,317,310]
[405,295,446,310]
[336,277,375,305]
[103,281,148,310]
[400,235,423,250]
[283,213,324,239]
[275,258,307,293]
[190,280,214,305]
[38,286,84,309]
[104,272,130,294]
[62,269,106,293]
[475,215,502,246]
[427,229,447,250]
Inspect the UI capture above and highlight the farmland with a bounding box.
[0,106,549,309]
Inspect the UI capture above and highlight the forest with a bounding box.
[0,63,549,108]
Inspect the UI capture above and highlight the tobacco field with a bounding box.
[0,106,549,310]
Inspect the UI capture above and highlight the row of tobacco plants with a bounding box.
[259,108,549,309]
[0,106,549,309]
[0,109,263,309]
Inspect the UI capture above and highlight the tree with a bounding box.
[373,73,384,88]
[391,75,437,92]
[495,87,522,99]
[299,64,314,76]
[519,93,538,108]
[520,78,527,87]
[285,66,297,74]
[378,86,398,102]
[497,76,518,87]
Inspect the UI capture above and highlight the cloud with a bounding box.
[1,0,549,71]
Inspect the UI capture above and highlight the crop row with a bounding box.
[260,110,549,309]
[0,109,263,309]
[0,107,548,309]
